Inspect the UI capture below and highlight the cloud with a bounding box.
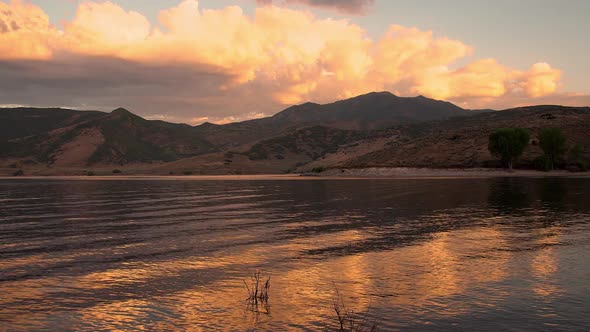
[63,1,151,56]
[0,0,57,59]
[521,62,562,98]
[0,0,583,124]
[0,56,240,113]
[256,0,375,15]
[412,59,514,100]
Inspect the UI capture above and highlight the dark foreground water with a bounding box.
[1,177,589,331]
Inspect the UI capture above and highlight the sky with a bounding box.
[0,0,588,124]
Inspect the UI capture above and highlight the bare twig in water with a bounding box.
[244,271,271,315]
[244,271,271,302]
[332,284,377,332]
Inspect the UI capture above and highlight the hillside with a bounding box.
[337,106,590,169]
[112,106,590,176]
[245,126,370,161]
[1,108,216,166]
[0,107,104,141]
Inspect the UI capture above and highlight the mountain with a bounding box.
[269,92,471,130]
[2,108,216,166]
[5,93,587,176]
[1,92,474,165]
[194,92,476,147]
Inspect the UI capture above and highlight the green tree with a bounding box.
[539,128,567,170]
[488,128,530,170]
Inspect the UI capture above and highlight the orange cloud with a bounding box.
[0,0,576,115]
[63,1,150,56]
[521,62,561,98]
[373,25,472,85]
[0,0,56,59]
[413,59,515,100]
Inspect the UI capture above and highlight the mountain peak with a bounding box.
[108,108,144,121]
[111,107,132,115]
[371,91,396,96]
[356,91,397,98]
[199,121,218,128]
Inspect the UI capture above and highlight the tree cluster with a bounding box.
[488,128,586,171]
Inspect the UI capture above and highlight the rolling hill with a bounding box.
[1,108,216,166]
[0,107,104,141]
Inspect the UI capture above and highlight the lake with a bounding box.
[1,177,589,331]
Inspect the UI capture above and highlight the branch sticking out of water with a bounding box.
[332,284,377,332]
[244,271,271,304]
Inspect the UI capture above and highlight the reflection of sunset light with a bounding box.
[2,178,589,331]
[530,227,562,298]
[77,299,153,331]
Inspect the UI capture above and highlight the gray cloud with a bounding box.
[1,55,588,125]
[472,93,590,111]
[256,0,375,14]
[2,53,588,126]
[0,54,285,124]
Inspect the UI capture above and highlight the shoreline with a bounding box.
[316,167,590,178]
[1,167,589,180]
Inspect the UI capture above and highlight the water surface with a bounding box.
[1,177,589,331]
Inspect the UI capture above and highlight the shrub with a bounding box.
[86,171,95,176]
[488,128,530,170]
[183,171,193,175]
[312,166,326,173]
[12,169,24,176]
[112,169,122,174]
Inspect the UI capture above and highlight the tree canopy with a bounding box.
[569,143,587,171]
[539,128,567,170]
[488,128,530,170]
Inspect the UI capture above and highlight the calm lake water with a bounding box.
[1,177,589,331]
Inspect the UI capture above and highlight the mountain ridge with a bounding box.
[1,92,588,175]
